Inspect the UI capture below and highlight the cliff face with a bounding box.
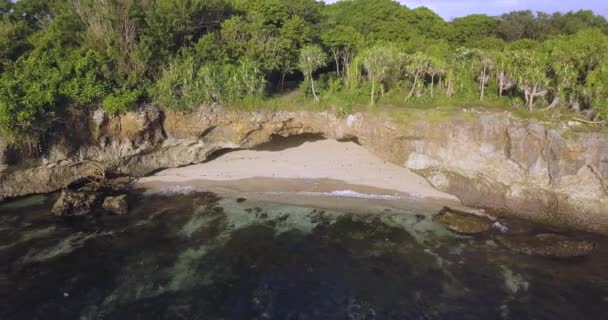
[1,106,607,233]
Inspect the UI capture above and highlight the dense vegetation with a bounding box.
[2,0,608,139]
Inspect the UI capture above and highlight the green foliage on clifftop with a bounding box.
[1,0,608,139]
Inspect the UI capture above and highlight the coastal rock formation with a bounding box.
[1,106,608,234]
[102,195,129,215]
[52,190,99,217]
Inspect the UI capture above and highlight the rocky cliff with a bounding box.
[1,106,607,234]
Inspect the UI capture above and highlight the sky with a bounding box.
[322,0,608,21]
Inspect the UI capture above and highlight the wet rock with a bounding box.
[496,233,596,258]
[492,221,509,233]
[434,207,494,235]
[495,218,536,235]
[102,195,129,215]
[52,190,99,217]
[107,176,132,191]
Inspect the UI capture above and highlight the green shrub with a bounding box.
[59,49,108,105]
[152,55,205,111]
[0,12,110,138]
[153,55,265,111]
[336,101,353,118]
[0,54,61,138]
[316,72,344,95]
[102,89,142,114]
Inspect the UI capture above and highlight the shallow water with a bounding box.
[1,192,607,320]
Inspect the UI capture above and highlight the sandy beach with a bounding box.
[137,137,460,203]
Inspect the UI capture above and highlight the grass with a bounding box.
[216,87,604,135]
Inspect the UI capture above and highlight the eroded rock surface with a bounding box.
[1,106,608,233]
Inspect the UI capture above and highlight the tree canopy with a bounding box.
[2,0,608,139]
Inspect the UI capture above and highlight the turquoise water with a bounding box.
[1,191,607,319]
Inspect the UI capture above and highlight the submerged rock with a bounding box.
[496,233,596,258]
[52,190,98,217]
[102,195,129,215]
[434,207,494,235]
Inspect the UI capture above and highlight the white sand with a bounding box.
[137,139,459,202]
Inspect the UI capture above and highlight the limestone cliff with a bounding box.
[1,106,607,234]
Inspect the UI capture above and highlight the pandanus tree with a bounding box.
[510,50,550,110]
[405,52,431,102]
[427,56,447,99]
[548,59,578,109]
[557,29,608,112]
[544,36,583,110]
[476,53,493,101]
[424,43,449,99]
[362,45,396,105]
[449,47,480,99]
[586,64,608,121]
[298,44,327,102]
[493,51,515,97]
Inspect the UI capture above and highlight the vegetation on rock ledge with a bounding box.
[1,0,608,140]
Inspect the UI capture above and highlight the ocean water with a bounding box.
[1,191,607,320]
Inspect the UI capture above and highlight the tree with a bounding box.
[450,14,497,46]
[361,45,396,105]
[545,38,580,109]
[320,25,363,77]
[586,64,608,121]
[425,42,449,99]
[549,10,608,35]
[221,14,281,73]
[74,0,145,82]
[405,7,449,40]
[298,45,326,102]
[323,0,414,42]
[139,0,231,72]
[405,52,430,102]
[0,20,33,69]
[276,16,311,91]
[475,52,493,101]
[0,13,107,138]
[0,0,13,17]
[493,51,515,97]
[509,50,550,110]
[497,11,545,41]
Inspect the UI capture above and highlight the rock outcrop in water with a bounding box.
[102,195,129,215]
[52,190,99,217]
[1,106,607,234]
[434,207,495,235]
